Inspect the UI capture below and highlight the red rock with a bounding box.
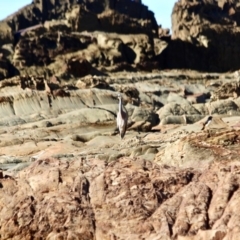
[0,155,239,239]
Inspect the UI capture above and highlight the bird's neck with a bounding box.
[119,98,124,114]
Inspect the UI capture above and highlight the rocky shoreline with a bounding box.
[1,0,240,239]
[0,70,240,239]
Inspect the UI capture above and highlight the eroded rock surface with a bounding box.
[0,70,240,239]
[1,149,240,239]
[2,1,240,238]
[0,70,240,160]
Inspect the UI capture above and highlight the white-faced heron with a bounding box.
[117,93,128,139]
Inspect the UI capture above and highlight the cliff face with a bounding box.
[171,0,237,41]
[4,0,158,35]
[4,0,240,77]
[0,0,160,80]
[160,0,240,72]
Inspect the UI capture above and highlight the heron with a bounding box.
[117,93,128,139]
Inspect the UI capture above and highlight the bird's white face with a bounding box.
[117,93,122,100]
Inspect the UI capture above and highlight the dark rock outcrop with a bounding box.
[4,0,158,35]
[0,55,19,79]
[65,57,92,77]
[11,29,155,79]
[157,0,240,72]
[4,0,240,77]
[0,0,159,80]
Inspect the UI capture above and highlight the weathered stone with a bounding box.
[0,22,13,46]
[4,0,157,35]
[158,102,201,124]
[207,100,239,115]
[1,148,240,239]
[165,0,240,72]
[76,76,111,89]
[65,57,92,78]
[0,54,18,80]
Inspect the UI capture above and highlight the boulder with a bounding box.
[43,19,71,32]
[0,56,18,80]
[186,93,209,104]
[65,5,100,32]
[207,99,240,115]
[76,76,111,89]
[128,120,153,132]
[158,26,170,39]
[0,22,13,46]
[65,57,92,78]
[130,105,158,123]
[1,43,14,60]
[210,81,240,101]
[160,115,187,125]
[160,115,204,125]
[193,103,210,116]
[157,102,201,123]
[167,92,189,104]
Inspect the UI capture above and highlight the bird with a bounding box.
[201,116,212,130]
[117,93,128,139]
